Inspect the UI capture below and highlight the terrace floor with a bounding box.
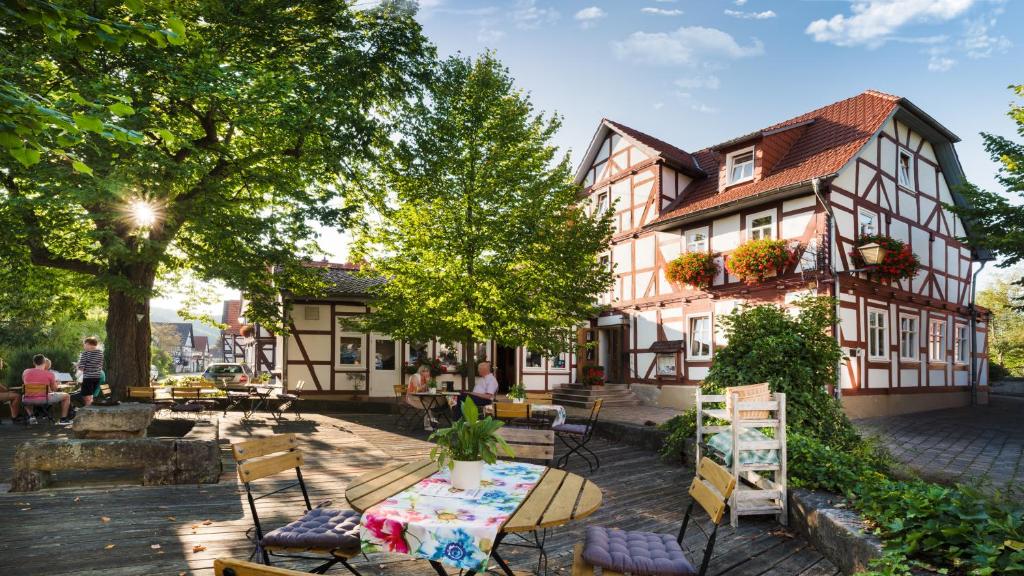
[0,410,839,576]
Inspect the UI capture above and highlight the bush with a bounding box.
[990,361,1011,382]
[658,408,696,461]
[787,432,890,494]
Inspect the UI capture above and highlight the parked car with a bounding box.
[201,363,254,388]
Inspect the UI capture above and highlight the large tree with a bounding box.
[1,0,432,396]
[350,53,613,385]
[952,84,1024,266]
[977,273,1024,376]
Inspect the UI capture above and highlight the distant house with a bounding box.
[192,335,212,371]
[219,300,245,363]
[152,322,194,374]
[218,298,277,376]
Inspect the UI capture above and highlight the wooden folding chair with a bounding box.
[232,434,363,575]
[496,426,557,573]
[525,391,553,404]
[555,398,604,473]
[170,387,211,418]
[572,457,737,576]
[22,382,56,424]
[494,401,531,425]
[274,380,306,422]
[215,558,306,575]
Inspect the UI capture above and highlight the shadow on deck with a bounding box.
[0,412,838,575]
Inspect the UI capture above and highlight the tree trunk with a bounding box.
[105,283,153,400]
[464,335,476,390]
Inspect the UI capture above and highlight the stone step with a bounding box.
[555,397,641,409]
[552,388,636,398]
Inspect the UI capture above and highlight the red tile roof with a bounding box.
[603,119,704,177]
[645,90,901,226]
[193,335,209,353]
[222,300,242,335]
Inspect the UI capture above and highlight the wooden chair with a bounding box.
[555,398,604,473]
[274,380,306,422]
[232,434,363,575]
[572,457,737,576]
[494,401,530,424]
[170,387,211,418]
[497,427,555,465]
[392,384,418,429]
[21,382,56,423]
[525,391,553,404]
[215,558,307,575]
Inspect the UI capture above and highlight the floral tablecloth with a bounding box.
[360,460,545,572]
[530,403,567,427]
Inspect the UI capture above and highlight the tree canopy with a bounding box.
[977,272,1024,377]
[350,53,613,374]
[1,0,433,394]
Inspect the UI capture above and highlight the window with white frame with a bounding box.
[549,352,568,370]
[898,150,913,188]
[337,335,365,367]
[858,209,877,237]
[525,350,543,368]
[747,210,774,240]
[899,315,918,361]
[955,325,968,364]
[928,319,946,362]
[727,148,755,185]
[686,227,709,253]
[596,191,609,215]
[688,315,712,360]
[867,309,888,360]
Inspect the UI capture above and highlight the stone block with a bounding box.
[788,489,883,575]
[72,404,156,439]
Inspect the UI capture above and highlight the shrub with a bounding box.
[990,361,1011,382]
[850,235,920,282]
[705,296,860,449]
[725,238,794,285]
[666,252,718,289]
[4,347,78,388]
[658,408,696,461]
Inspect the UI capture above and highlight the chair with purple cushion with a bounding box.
[555,398,603,473]
[232,434,363,575]
[572,457,736,576]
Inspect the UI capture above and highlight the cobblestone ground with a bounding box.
[854,395,1024,497]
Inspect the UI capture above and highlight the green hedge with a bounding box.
[3,348,78,388]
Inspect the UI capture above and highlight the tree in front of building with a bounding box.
[349,53,613,385]
[977,273,1024,377]
[1,1,433,397]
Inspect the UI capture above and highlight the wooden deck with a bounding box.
[0,412,840,575]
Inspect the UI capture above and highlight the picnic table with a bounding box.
[346,458,602,576]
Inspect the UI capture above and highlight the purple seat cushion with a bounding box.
[261,508,361,555]
[553,423,588,435]
[582,526,696,576]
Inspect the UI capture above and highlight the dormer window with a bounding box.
[898,150,912,188]
[727,148,755,185]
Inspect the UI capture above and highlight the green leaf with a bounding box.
[72,113,104,133]
[165,16,186,45]
[108,102,135,116]
[9,146,41,167]
[71,159,93,175]
[155,128,176,145]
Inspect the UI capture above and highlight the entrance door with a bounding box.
[495,345,517,394]
[601,326,627,383]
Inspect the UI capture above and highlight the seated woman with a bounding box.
[453,361,498,421]
[0,383,22,423]
[405,365,438,431]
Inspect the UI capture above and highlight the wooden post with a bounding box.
[695,388,703,464]
[777,392,788,526]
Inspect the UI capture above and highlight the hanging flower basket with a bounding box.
[726,238,795,285]
[666,251,719,289]
[850,235,920,282]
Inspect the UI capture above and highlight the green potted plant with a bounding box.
[427,377,438,392]
[429,398,513,490]
[507,381,526,403]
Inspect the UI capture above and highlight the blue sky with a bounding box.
[164,0,1023,314]
[416,0,1021,195]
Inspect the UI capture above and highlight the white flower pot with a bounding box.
[512,398,525,404]
[451,460,484,490]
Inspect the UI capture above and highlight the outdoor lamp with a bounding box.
[856,242,888,265]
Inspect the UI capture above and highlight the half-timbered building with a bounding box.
[575,90,991,417]
[278,262,575,400]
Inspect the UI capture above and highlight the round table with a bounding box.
[346,459,602,575]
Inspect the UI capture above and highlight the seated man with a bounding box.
[453,361,499,421]
[0,384,22,423]
[23,354,72,424]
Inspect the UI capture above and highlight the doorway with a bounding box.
[495,345,517,394]
[600,326,627,383]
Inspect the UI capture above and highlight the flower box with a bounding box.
[849,235,920,282]
[666,251,719,289]
[726,239,795,285]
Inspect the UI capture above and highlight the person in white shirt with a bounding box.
[453,361,498,420]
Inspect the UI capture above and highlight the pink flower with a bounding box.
[363,513,410,554]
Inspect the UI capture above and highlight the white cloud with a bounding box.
[642,7,684,16]
[961,16,1011,58]
[478,26,505,43]
[725,9,777,20]
[734,0,748,5]
[575,6,606,28]
[927,55,956,71]
[513,0,559,29]
[691,103,719,114]
[653,102,665,110]
[613,26,764,66]
[674,75,721,90]
[806,0,977,48]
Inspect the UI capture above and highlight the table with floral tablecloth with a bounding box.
[359,460,545,573]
